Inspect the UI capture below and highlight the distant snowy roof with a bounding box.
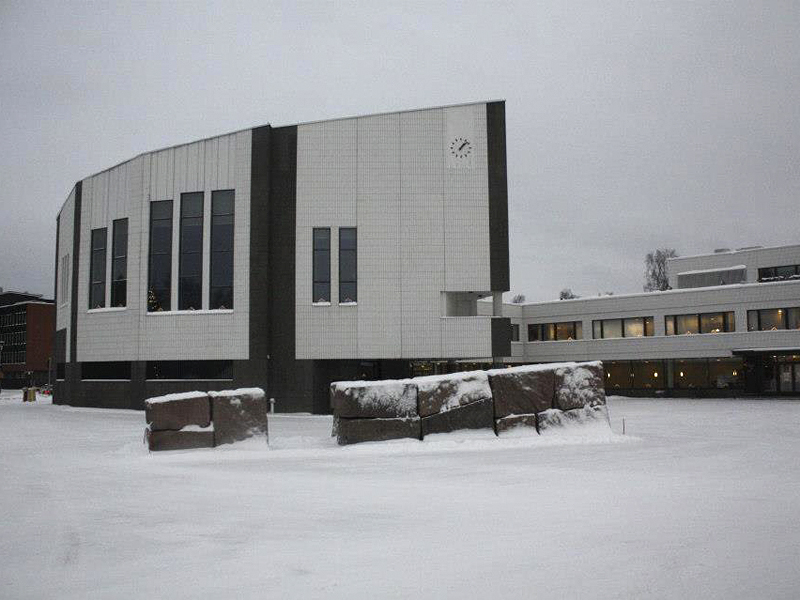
[676,265,747,276]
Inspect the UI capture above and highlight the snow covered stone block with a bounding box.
[147,428,214,451]
[554,362,606,411]
[487,365,556,418]
[495,414,539,435]
[537,405,611,434]
[209,388,268,446]
[420,398,494,437]
[336,417,421,445]
[144,392,210,431]
[416,371,492,418]
[330,380,417,419]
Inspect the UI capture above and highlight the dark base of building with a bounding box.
[1,369,51,389]
[53,358,421,412]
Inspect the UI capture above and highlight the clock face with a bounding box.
[449,136,473,159]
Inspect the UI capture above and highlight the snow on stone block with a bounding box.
[537,405,611,434]
[416,371,492,418]
[330,380,417,419]
[147,429,214,451]
[144,392,210,431]
[209,388,268,446]
[495,414,539,435]
[553,362,606,411]
[336,417,421,445]
[488,366,555,418]
[420,398,494,437]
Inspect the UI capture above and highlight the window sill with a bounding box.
[146,309,234,316]
[339,302,358,306]
[87,306,127,314]
[312,302,331,307]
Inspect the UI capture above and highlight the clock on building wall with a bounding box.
[449,136,473,160]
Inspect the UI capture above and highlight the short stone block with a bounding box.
[421,398,494,437]
[495,414,539,435]
[147,429,214,451]
[210,388,269,446]
[538,404,611,433]
[416,371,492,418]
[336,417,421,445]
[145,392,210,431]
[488,366,555,418]
[554,362,606,411]
[331,380,417,419]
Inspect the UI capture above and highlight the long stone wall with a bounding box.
[330,361,610,445]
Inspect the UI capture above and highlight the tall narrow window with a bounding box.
[111,218,128,307]
[148,200,173,312]
[339,227,357,303]
[179,192,204,310]
[313,228,331,303]
[210,190,234,309]
[89,228,107,309]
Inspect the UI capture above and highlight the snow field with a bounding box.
[1,390,800,599]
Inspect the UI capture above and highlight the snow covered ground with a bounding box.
[1,390,799,599]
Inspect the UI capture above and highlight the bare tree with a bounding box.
[644,248,678,291]
[559,288,578,300]
[511,294,526,304]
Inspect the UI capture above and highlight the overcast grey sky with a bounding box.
[1,1,798,301]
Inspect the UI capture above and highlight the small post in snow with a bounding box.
[622,418,626,435]
[269,397,276,414]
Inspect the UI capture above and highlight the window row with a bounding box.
[1,331,26,346]
[747,307,800,331]
[148,191,234,312]
[0,312,26,327]
[604,358,743,390]
[72,360,233,380]
[758,265,800,282]
[528,321,583,342]
[665,312,735,336]
[313,227,357,304]
[0,351,26,364]
[593,317,654,339]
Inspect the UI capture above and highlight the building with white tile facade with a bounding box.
[53,102,511,411]
[494,245,800,395]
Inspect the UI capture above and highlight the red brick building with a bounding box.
[0,290,55,388]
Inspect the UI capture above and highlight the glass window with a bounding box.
[575,321,583,340]
[700,313,725,334]
[543,323,556,341]
[312,228,331,303]
[81,361,131,380]
[775,265,797,279]
[528,324,541,341]
[747,310,758,331]
[111,219,127,307]
[600,319,622,339]
[759,309,785,330]
[555,321,575,340]
[89,228,107,309]
[592,320,602,340]
[210,190,234,309]
[675,359,709,389]
[339,227,357,303]
[707,358,744,389]
[631,360,665,389]
[146,360,233,380]
[605,361,631,389]
[788,308,800,330]
[511,324,520,342]
[644,316,655,337]
[179,192,203,310]
[675,314,700,335]
[624,318,645,338]
[148,200,172,311]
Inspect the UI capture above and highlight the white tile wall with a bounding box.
[75,131,251,362]
[295,103,494,360]
[667,244,800,288]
